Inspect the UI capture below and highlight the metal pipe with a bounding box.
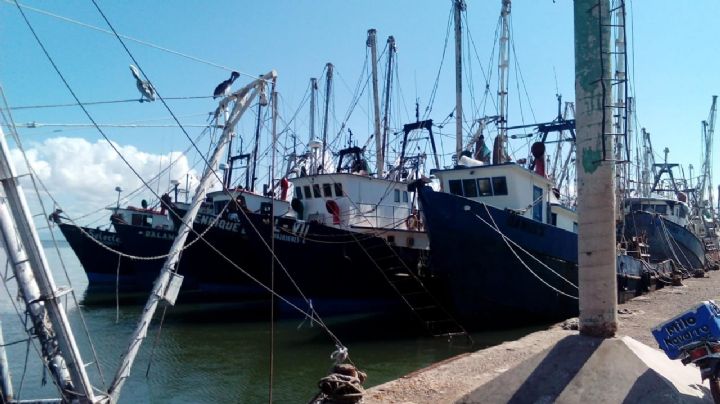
[0,321,13,402]
[0,127,96,402]
[381,36,396,176]
[107,71,277,402]
[321,63,333,173]
[367,29,383,176]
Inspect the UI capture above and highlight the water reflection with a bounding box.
[0,243,543,403]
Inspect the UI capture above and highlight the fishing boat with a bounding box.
[54,136,292,300]
[410,0,585,325]
[622,195,706,272]
[416,137,580,323]
[53,202,176,291]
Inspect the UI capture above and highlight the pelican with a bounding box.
[129,65,156,102]
[213,71,240,98]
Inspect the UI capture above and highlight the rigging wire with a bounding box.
[23,18,346,356]
[4,0,258,78]
[424,4,454,120]
[6,123,219,128]
[0,84,109,388]
[14,0,348,363]
[0,257,66,399]
[1,96,214,111]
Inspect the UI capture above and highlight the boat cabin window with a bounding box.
[448,180,463,196]
[402,191,409,202]
[450,176,509,198]
[463,179,478,197]
[394,189,401,202]
[573,222,578,232]
[303,186,312,199]
[630,203,641,212]
[312,184,321,198]
[477,178,492,196]
[295,186,303,200]
[654,204,667,215]
[132,214,152,227]
[679,205,687,218]
[532,186,543,222]
[334,183,344,197]
[551,213,558,226]
[322,183,332,197]
[492,177,508,195]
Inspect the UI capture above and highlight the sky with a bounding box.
[1,0,720,224]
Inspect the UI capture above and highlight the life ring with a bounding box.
[405,214,420,231]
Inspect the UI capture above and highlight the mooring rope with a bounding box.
[473,204,578,299]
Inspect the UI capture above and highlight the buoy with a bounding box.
[325,200,341,225]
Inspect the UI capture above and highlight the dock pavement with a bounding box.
[365,272,720,403]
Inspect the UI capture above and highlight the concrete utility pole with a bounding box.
[453,0,465,161]
[574,0,617,338]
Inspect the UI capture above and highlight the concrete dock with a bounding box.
[365,273,720,403]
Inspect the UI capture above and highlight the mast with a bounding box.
[309,77,318,144]
[0,126,97,402]
[574,0,617,337]
[701,95,717,216]
[641,128,652,197]
[321,63,333,173]
[496,0,511,164]
[453,0,465,161]
[381,35,396,175]
[368,29,383,176]
[108,71,276,402]
[250,82,264,192]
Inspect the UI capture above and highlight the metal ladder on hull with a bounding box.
[358,236,471,341]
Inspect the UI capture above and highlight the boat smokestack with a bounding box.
[531,142,545,177]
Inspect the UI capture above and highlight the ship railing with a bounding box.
[347,203,413,230]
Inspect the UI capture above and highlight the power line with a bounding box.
[5,122,218,129]
[1,95,213,111]
[4,0,261,80]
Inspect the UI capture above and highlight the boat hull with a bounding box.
[236,210,425,316]
[418,186,579,326]
[58,223,142,289]
[112,211,268,300]
[623,211,706,270]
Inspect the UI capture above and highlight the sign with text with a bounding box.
[652,300,720,359]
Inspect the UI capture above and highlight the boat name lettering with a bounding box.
[88,230,120,246]
[272,220,309,244]
[194,214,241,232]
[143,230,175,240]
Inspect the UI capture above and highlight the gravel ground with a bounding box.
[364,272,720,403]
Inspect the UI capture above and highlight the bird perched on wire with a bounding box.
[213,71,240,98]
[129,65,156,103]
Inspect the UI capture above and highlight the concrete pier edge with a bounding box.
[365,274,720,403]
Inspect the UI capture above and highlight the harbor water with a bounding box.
[0,241,543,403]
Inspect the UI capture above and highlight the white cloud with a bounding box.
[9,137,202,225]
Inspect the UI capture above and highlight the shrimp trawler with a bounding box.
[622,152,708,273]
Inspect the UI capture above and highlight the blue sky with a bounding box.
[1,0,719,220]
